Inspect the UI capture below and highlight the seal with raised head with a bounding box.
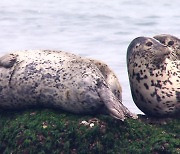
[153,34,180,60]
[127,37,180,117]
[0,50,136,121]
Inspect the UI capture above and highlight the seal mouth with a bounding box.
[156,49,170,60]
[153,44,171,58]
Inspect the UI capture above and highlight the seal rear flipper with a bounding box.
[0,53,18,68]
[96,80,138,120]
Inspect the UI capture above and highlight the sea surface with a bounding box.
[0,0,180,114]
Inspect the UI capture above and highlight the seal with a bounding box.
[127,37,180,117]
[153,34,180,60]
[0,50,136,121]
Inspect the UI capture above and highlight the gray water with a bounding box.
[0,0,180,114]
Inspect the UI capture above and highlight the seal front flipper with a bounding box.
[96,79,137,120]
[89,58,122,101]
[0,53,18,68]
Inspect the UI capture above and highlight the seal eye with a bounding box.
[146,42,153,46]
[168,41,174,46]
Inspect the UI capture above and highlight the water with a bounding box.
[0,0,180,114]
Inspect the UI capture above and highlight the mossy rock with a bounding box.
[0,109,179,154]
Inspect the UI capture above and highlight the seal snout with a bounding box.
[160,45,171,56]
[164,48,171,55]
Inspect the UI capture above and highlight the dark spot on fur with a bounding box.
[156,105,161,109]
[144,83,149,90]
[140,94,145,102]
[0,85,2,92]
[96,78,107,88]
[153,108,158,112]
[135,73,145,82]
[144,75,147,79]
[42,73,52,80]
[148,100,152,104]
[156,95,162,102]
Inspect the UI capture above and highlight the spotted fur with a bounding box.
[127,37,180,117]
[0,50,137,120]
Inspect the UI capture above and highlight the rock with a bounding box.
[0,109,179,153]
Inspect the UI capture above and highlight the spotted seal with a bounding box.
[154,34,180,60]
[127,37,180,117]
[0,50,136,121]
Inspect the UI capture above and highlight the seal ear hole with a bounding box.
[168,41,174,46]
[146,41,153,46]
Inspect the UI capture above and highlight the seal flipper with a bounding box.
[96,79,137,120]
[89,58,122,101]
[0,53,17,68]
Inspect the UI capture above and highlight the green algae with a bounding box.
[0,109,179,154]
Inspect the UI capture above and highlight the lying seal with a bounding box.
[154,34,180,60]
[0,50,136,121]
[127,37,180,117]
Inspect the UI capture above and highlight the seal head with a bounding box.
[127,37,170,67]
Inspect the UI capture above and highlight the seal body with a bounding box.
[127,37,180,117]
[0,50,136,120]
